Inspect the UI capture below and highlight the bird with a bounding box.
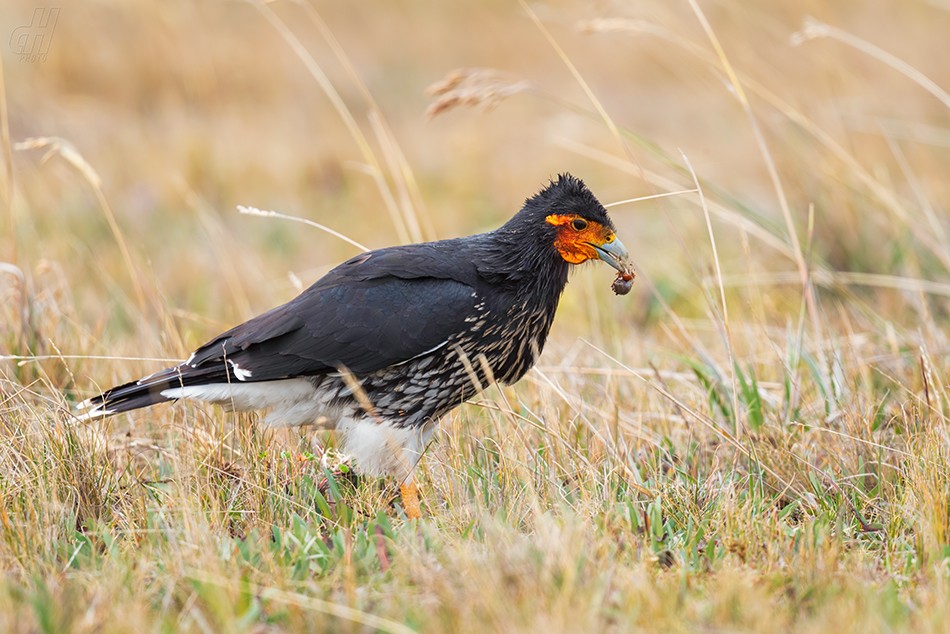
[76,173,632,519]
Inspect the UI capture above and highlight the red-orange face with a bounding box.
[545,213,628,269]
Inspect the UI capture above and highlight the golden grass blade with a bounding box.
[250,0,411,244]
[14,136,148,313]
[792,17,950,111]
[518,0,630,161]
[237,205,369,253]
[0,53,13,260]
[603,190,698,208]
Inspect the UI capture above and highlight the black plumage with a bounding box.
[78,174,631,513]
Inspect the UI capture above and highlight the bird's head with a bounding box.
[511,173,630,274]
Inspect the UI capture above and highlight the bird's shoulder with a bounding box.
[321,237,485,287]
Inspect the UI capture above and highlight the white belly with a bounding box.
[161,379,437,478]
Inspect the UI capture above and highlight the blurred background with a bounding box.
[4,3,950,629]
[1,0,949,386]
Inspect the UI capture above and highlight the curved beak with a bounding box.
[589,237,630,273]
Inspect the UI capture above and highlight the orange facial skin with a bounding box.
[545,213,618,264]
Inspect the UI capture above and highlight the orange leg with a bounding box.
[400,480,422,520]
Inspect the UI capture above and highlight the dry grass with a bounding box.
[2,0,950,631]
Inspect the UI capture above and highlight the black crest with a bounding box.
[519,173,612,227]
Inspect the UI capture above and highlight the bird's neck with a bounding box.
[477,228,570,295]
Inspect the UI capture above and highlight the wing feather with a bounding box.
[183,242,479,381]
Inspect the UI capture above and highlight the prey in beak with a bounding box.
[592,238,636,296]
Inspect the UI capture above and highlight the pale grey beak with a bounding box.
[590,237,630,273]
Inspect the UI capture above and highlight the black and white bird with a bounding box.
[77,174,632,518]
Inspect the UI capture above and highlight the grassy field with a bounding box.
[3,0,950,631]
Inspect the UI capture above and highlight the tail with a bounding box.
[74,363,225,421]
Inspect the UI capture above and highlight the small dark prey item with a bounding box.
[612,269,635,295]
[75,173,633,519]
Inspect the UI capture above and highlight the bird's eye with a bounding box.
[571,218,588,231]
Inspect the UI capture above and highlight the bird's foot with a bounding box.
[400,481,422,520]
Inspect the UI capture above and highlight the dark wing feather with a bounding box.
[185,242,479,380]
